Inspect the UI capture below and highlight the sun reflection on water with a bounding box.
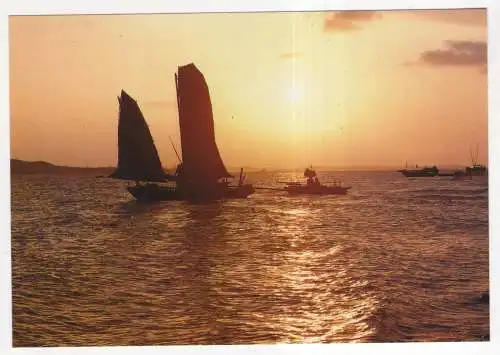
[10,172,490,345]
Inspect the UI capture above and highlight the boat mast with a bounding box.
[475,144,480,167]
[469,144,476,167]
[174,73,180,115]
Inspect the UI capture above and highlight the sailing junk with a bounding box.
[111,64,254,201]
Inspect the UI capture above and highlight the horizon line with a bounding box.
[10,158,484,172]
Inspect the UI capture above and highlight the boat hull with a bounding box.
[127,183,255,202]
[452,169,488,180]
[284,185,351,195]
[466,166,488,176]
[399,169,438,177]
[127,185,179,202]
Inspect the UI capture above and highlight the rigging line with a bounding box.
[173,72,183,160]
[169,136,182,163]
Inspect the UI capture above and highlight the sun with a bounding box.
[288,86,302,103]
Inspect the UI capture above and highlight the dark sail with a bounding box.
[176,63,232,183]
[110,90,168,182]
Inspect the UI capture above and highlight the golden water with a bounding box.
[11,171,489,346]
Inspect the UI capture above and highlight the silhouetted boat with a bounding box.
[281,167,351,195]
[466,164,488,176]
[451,164,487,180]
[451,145,487,180]
[465,145,488,176]
[398,163,439,177]
[111,64,254,202]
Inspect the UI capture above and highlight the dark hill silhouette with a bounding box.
[10,159,115,176]
[9,159,255,177]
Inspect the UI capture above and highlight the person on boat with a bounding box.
[175,163,184,177]
[304,167,316,178]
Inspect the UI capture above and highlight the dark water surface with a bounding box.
[10,171,489,346]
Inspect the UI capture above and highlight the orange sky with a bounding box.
[9,9,488,169]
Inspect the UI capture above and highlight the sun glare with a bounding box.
[288,86,301,103]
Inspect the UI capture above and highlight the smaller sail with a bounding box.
[110,90,168,182]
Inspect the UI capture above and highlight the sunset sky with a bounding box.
[9,9,488,169]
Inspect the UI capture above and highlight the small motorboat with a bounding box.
[281,167,351,195]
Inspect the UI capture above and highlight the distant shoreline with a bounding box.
[9,158,472,175]
[10,159,115,176]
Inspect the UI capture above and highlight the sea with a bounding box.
[10,171,490,346]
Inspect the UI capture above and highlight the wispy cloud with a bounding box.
[405,40,487,73]
[421,40,486,66]
[323,9,486,32]
[412,8,486,27]
[324,11,381,32]
[279,52,301,59]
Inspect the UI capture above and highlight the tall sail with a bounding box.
[176,63,232,183]
[110,90,168,182]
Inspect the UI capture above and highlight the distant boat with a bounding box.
[111,63,254,202]
[465,164,487,176]
[452,145,488,180]
[280,167,351,195]
[465,144,488,176]
[398,162,439,177]
[452,164,487,180]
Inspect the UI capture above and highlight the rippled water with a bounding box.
[10,171,489,346]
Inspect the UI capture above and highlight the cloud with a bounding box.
[406,40,487,74]
[323,9,485,33]
[324,11,380,32]
[279,52,300,59]
[412,8,486,27]
[420,40,486,66]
